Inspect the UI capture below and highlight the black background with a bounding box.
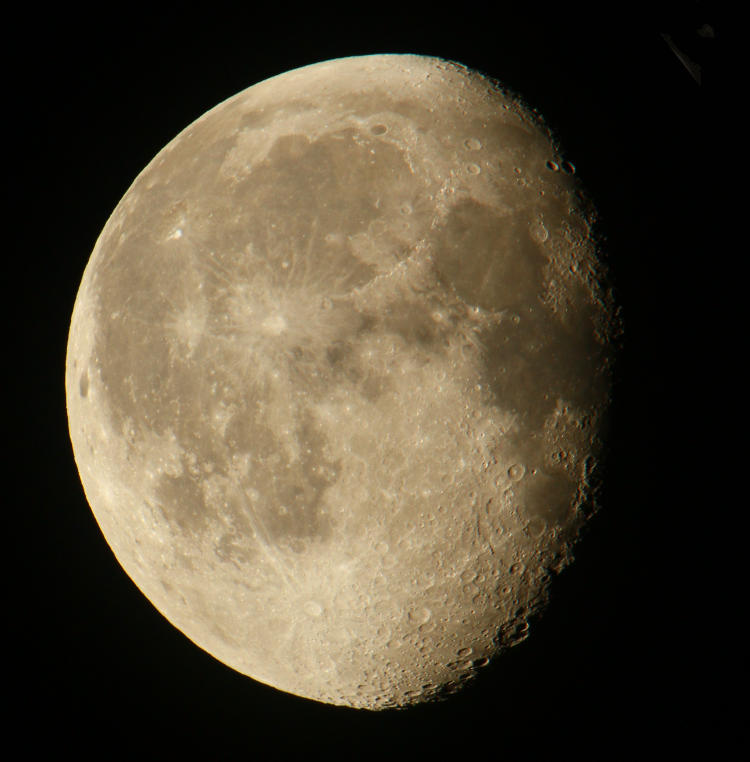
[11,3,728,757]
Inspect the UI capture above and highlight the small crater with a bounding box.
[531,219,549,243]
[408,606,432,625]
[79,371,89,398]
[546,160,559,171]
[399,203,413,215]
[508,463,525,481]
[418,620,436,634]
[261,313,287,335]
[561,161,576,174]
[466,163,481,175]
[457,646,473,658]
[525,516,547,537]
[370,124,387,135]
[304,600,323,617]
[464,137,482,150]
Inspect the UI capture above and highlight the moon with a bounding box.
[66,54,618,709]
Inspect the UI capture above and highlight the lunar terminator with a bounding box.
[66,54,618,709]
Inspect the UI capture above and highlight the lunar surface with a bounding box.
[66,54,618,709]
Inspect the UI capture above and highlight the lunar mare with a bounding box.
[66,54,617,709]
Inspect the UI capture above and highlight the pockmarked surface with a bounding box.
[66,54,618,709]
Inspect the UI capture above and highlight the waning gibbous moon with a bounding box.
[66,54,619,709]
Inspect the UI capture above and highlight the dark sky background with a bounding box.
[11,3,728,757]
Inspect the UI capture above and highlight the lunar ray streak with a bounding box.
[302,216,318,285]
[199,253,237,288]
[235,486,297,591]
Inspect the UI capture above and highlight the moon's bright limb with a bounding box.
[66,54,618,709]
